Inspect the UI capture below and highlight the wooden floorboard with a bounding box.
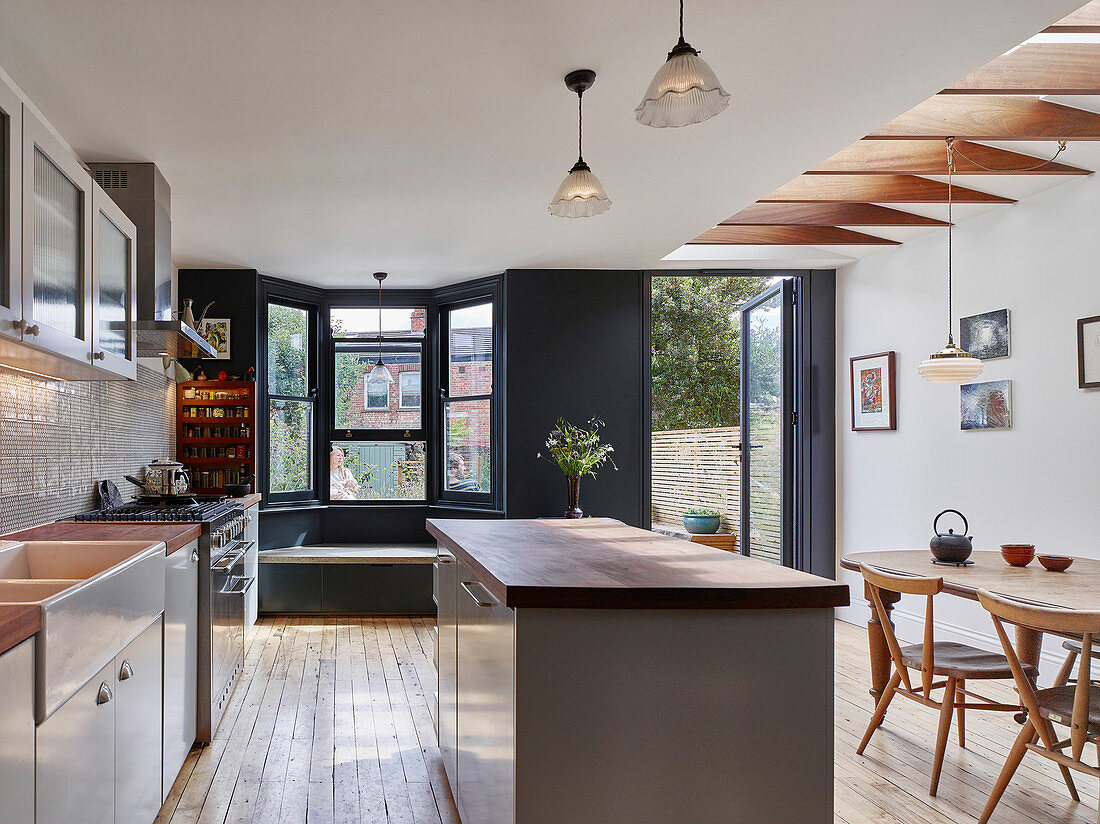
[159,616,1098,823]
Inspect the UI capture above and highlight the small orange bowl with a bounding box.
[1038,555,1073,572]
[1000,544,1035,567]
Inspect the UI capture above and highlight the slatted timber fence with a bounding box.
[651,426,783,564]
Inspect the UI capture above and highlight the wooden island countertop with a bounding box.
[426,517,849,610]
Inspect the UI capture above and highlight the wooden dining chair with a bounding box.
[856,564,1030,796]
[1054,637,1100,687]
[976,589,1100,824]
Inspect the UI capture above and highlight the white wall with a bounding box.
[835,171,1100,678]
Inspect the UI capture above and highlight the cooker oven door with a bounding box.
[209,541,254,732]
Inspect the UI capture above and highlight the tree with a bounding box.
[650,276,775,431]
[267,304,310,492]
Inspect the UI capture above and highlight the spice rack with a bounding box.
[176,380,256,493]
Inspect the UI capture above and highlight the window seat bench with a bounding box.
[258,544,437,615]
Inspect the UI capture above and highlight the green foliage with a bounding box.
[684,507,719,516]
[538,417,617,478]
[267,304,311,493]
[650,276,774,431]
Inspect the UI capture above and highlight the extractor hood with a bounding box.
[85,162,217,359]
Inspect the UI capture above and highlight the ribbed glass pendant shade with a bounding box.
[368,359,395,384]
[548,160,612,218]
[917,342,984,384]
[636,47,730,128]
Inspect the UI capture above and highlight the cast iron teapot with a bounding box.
[930,509,973,563]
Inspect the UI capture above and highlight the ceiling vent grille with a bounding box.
[93,169,128,189]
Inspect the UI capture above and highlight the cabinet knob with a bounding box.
[26,324,39,337]
[93,351,106,360]
[192,549,200,563]
[96,682,113,705]
[118,660,134,681]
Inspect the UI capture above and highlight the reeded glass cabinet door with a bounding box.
[21,108,92,362]
[0,76,22,340]
[91,188,136,379]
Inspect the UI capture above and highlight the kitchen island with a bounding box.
[427,518,849,824]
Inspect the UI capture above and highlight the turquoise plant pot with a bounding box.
[683,513,721,534]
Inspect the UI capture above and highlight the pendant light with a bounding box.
[549,69,612,218]
[917,138,983,384]
[367,272,395,384]
[635,0,730,128]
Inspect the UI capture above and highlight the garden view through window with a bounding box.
[443,301,493,495]
[268,302,313,496]
[331,306,426,501]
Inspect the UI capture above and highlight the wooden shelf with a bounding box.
[177,379,256,494]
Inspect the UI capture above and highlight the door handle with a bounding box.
[212,548,247,570]
[460,580,497,608]
[118,660,134,681]
[96,682,113,705]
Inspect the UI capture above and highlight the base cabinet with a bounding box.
[36,660,116,824]
[163,540,198,800]
[435,552,458,788]
[0,638,35,824]
[36,617,164,824]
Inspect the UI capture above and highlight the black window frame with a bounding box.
[326,294,430,505]
[435,278,502,510]
[261,284,322,506]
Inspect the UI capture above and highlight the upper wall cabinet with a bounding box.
[21,106,94,365]
[91,188,137,380]
[0,73,22,342]
[0,70,138,380]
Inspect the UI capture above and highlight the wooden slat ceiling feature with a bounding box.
[942,44,1100,94]
[809,139,1090,175]
[867,96,1100,140]
[689,226,900,246]
[720,203,948,226]
[1044,0,1100,32]
[760,174,1014,203]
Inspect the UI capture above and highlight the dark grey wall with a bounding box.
[504,270,646,526]
[178,268,259,379]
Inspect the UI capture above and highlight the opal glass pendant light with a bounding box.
[549,70,612,218]
[918,139,982,384]
[368,272,395,384]
[636,0,729,128]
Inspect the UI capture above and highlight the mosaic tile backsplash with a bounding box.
[0,364,175,532]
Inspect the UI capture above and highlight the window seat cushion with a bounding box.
[258,544,436,564]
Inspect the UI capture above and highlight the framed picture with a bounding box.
[960,308,1010,359]
[850,351,896,431]
[1078,315,1100,389]
[961,379,1012,431]
[199,318,231,360]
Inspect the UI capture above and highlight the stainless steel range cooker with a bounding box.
[72,497,254,742]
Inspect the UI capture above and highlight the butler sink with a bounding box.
[0,540,166,722]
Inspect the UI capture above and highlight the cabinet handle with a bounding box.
[191,549,200,563]
[92,351,106,360]
[26,324,39,337]
[460,580,497,608]
[118,660,134,681]
[96,682,113,705]
[437,553,455,564]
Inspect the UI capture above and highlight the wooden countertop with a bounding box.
[4,522,202,556]
[426,518,850,610]
[228,493,262,509]
[0,603,40,656]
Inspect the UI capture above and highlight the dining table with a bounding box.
[840,549,1100,708]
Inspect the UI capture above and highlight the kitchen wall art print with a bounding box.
[960,379,1012,431]
[1078,315,1100,389]
[850,351,896,431]
[200,318,231,360]
[960,308,1010,359]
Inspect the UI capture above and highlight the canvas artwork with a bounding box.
[200,318,231,360]
[960,309,1010,359]
[850,351,896,430]
[960,379,1012,431]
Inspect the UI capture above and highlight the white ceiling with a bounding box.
[0,1,1084,287]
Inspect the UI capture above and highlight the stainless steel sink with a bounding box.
[0,540,166,722]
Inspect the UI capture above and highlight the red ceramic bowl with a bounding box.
[1000,544,1035,567]
[1038,554,1073,572]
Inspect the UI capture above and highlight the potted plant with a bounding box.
[683,508,722,534]
[538,417,617,518]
